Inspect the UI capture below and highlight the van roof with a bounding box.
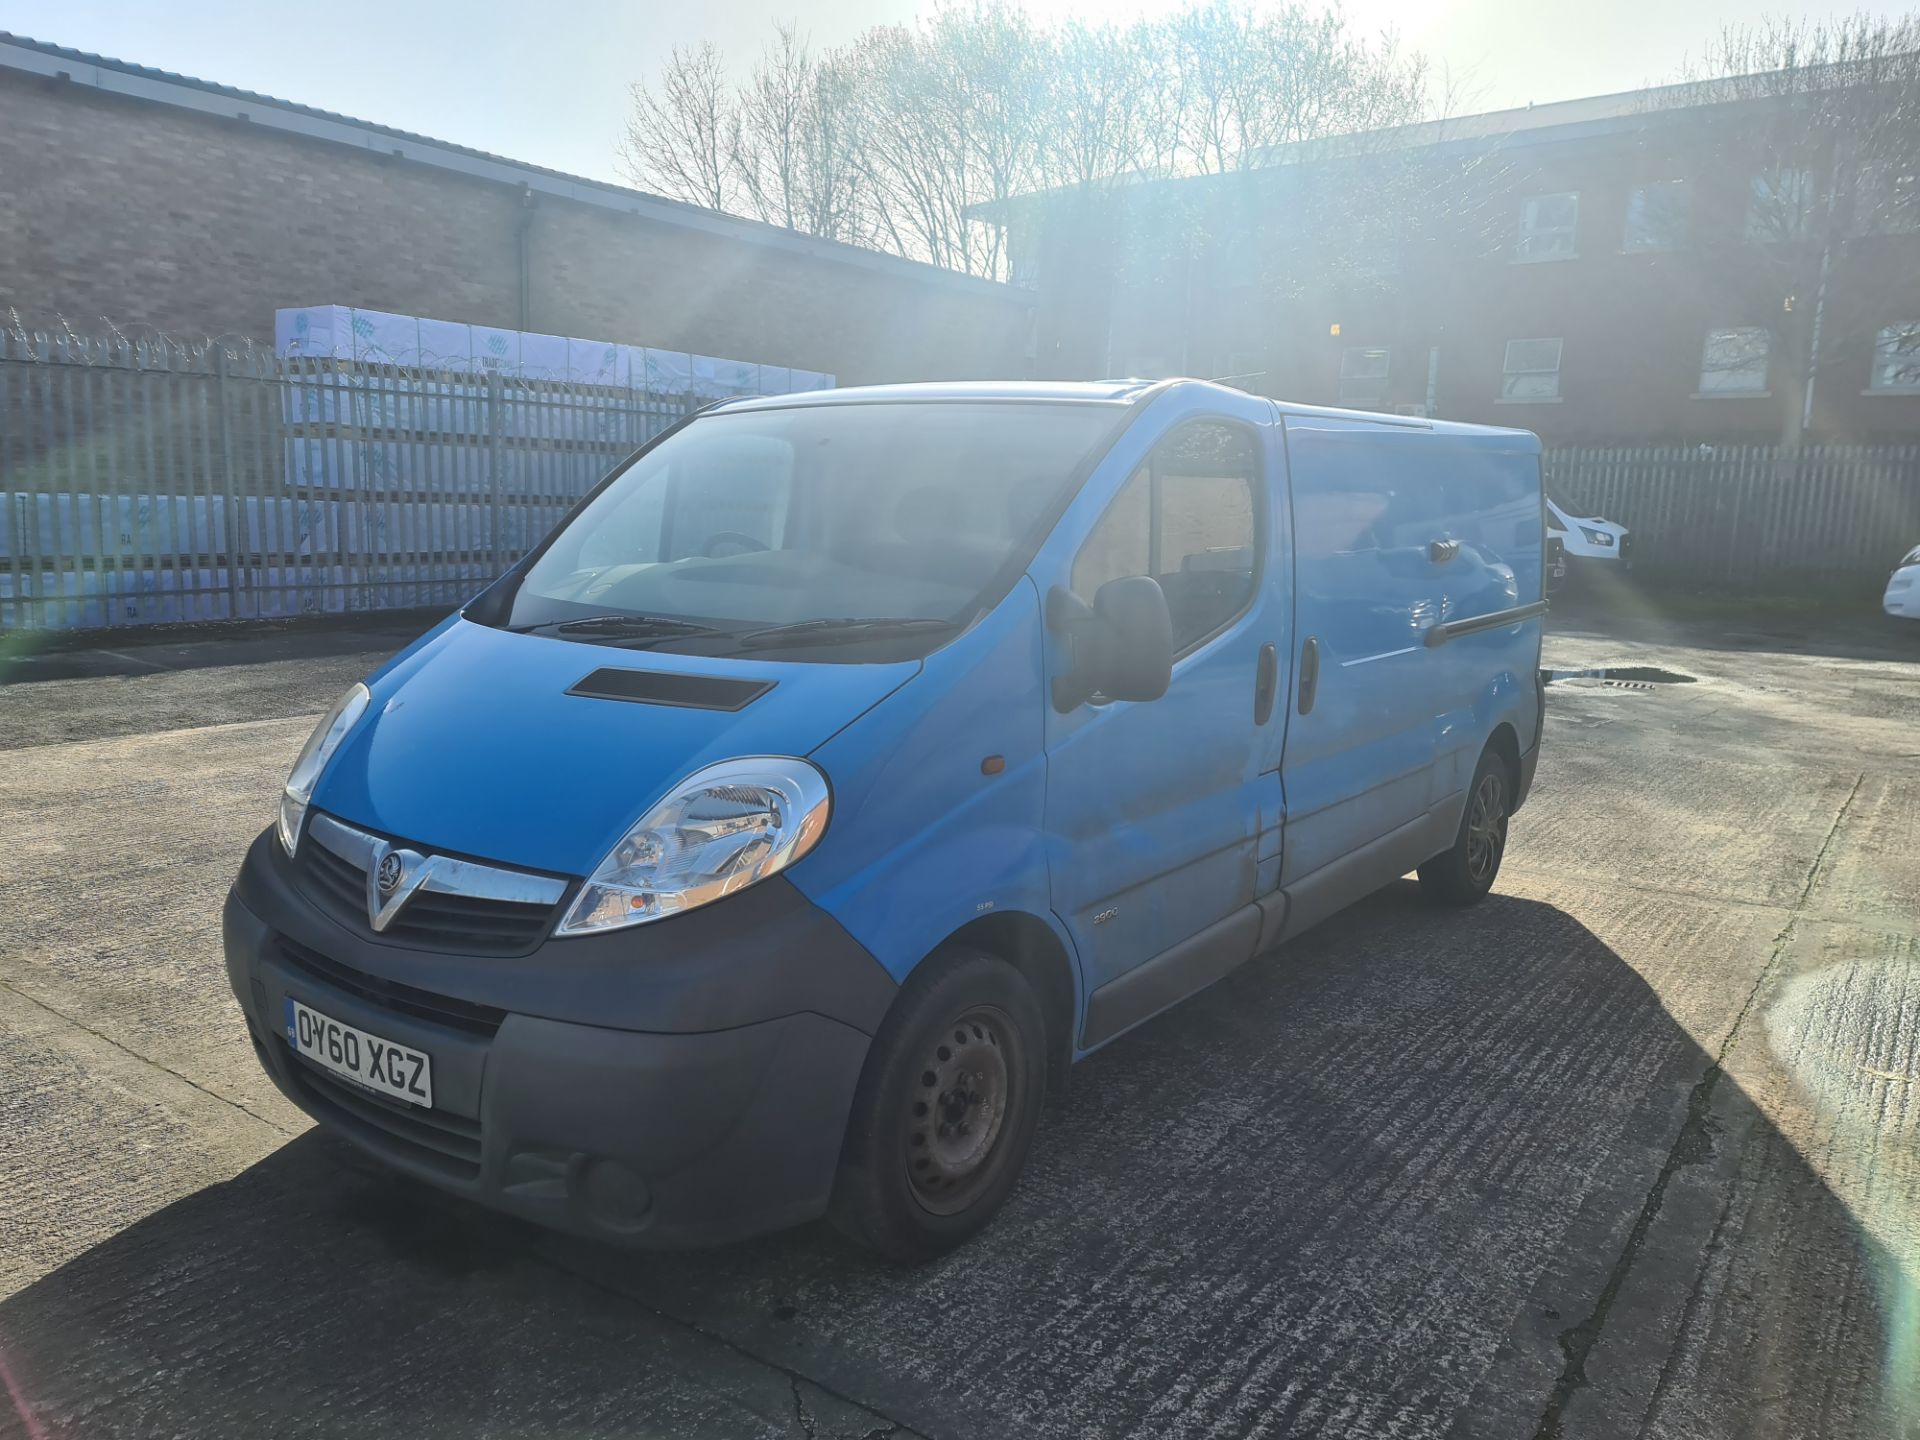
[720,380,1157,408]
[717,379,1539,444]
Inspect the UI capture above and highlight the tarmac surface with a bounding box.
[1,609,1916,1438]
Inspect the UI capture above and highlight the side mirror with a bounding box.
[1047,576,1174,710]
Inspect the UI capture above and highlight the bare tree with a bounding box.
[730,26,867,242]
[947,4,1050,272]
[732,26,812,231]
[803,54,871,244]
[1166,3,1428,174]
[839,24,981,271]
[1039,18,1160,190]
[614,0,1444,281]
[1096,6,1444,315]
[1673,15,1920,441]
[618,43,738,212]
[837,4,1052,277]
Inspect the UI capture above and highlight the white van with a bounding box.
[1886,544,1920,621]
[1547,497,1632,569]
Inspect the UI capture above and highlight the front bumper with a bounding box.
[224,829,893,1247]
[1568,544,1630,569]
[1884,570,1920,619]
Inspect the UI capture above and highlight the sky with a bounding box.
[0,0,1908,186]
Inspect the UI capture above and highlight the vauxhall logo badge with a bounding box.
[364,843,428,931]
[375,851,406,897]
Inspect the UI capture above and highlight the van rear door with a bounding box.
[1425,437,1546,804]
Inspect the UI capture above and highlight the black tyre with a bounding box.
[829,948,1048,1262]
[1418,747,1511,906]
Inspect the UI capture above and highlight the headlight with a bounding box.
[555,757,830,937]
[276,683,371,856]
[1579,526,1614,547]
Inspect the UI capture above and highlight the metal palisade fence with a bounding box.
[0,329,696,631]
[1545,443,1920,586]
[5,333,1920,632]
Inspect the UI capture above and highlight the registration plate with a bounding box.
[284,997,433,1108]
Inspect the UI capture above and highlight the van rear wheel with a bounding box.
[829,948,1047,1262]
[1418,749,1510,906]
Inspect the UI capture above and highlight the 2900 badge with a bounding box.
[284,997,433,1107]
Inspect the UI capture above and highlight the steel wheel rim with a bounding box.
[905,1005,1019,1216]
[1466,771,1507,883]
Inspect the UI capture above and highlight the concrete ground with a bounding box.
[1,609,1916,1439]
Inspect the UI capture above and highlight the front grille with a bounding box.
[287,1058,483,1180]
[1618,532,1635,560]
[384,891,558,953]
[302,839,367,922]
[296,821,564,955]
[277,936,507,1037]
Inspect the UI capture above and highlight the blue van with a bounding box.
[224,380,1545,1260]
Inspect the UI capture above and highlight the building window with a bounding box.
[1623,181,1690,251]
[1348,228,1402,278]
[1515,192,1579,261]
[1855,163,1920,236]
[1699,328,1771,395]
[1338,347,1391,407]
[1871,324,1920,393]
[1746,167,1815,243]
[1212,228,1259,288]
[1501,338,1563,400]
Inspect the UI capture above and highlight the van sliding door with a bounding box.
[1278,416,1443,886]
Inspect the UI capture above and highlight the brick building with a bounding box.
[991,80,1920,444]
[0,33,1033,384]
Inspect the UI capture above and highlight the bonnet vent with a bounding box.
[566,668,774,712]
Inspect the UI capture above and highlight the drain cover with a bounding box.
[1543,665,1695,686]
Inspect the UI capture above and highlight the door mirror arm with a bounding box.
[1047,586,1104,711]
[1046,579,1175,711]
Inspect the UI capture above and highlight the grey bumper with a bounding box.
[224,831,887,1248]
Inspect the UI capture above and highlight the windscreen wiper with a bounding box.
[510,613,728,638]
[729,617,958,650]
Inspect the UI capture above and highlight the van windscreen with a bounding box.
[483,401,1121,659]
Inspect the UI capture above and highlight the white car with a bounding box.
[1886,545,1920,620]
[1547,497,1632,568]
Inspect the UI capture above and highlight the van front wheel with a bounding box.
[829,949,1047,1262]
[1418,749,1510,905]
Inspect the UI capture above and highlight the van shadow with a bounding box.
[0,613,439,685]
[1547,578,1910,664]
[0,887,1907,1439]
[0,1129,867,1438]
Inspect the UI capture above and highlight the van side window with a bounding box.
[1071,421,1259,653]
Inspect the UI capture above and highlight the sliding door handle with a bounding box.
[1297,636,1320,715]
[1254,642,1278,725]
